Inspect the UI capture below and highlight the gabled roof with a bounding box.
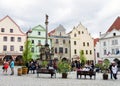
[94,38,99,47]
[0,15,25,34]
[107,16,120,32]
[32,25,45,31]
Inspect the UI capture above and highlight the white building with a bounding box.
[0,16,26,61]
[99,17,120,62]
[68,23,94,61]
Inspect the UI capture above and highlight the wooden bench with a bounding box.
[37,68,56,78]
[77,70,96,79]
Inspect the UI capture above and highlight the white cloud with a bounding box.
[0,0,120,38]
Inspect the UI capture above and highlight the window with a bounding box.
[63,39,65,44]
[17,37,21,42]
[82,31,84,34]
[3,36,7,41]
[74,33,76,37]
[38,40,41,44]
[104,49,107,55]
[11,37,15,42]
[31,40,34,44]
[31,47,34,52]
[87,42,89,46]
[112,49,115,54]
[10,29,13,33]
[20,46,23,51]
[74,41,76,45]
[1,28,5,32]
[10,46,14,51]
[60,32,61,36]
[38,32,41,35]
[56,39,59,44]
[78,31,80,34]
[69,40,70,44]
[115,40,118,45]
[112,40,118,45]
[97,52,99,57]
[86,50,88,54]
[83,42,85,46]
[74,49,77,54]
[113,33,116,36]
[90,50,92,55]
[59,47,63,53]
[55,48,57,53]
[65,48,67,54]
[3,45,7,51]
[103,42,106,46]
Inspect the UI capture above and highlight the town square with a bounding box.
[0,0,120,86]
[0,66,120,86]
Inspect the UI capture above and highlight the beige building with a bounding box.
[68,23,94,61]
[49,25,70,60]
[0,16,26,61]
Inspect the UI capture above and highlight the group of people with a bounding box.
[71,60,95,71]
[26,59,58,74]
[109,61,118,80]
[2,59,14,75]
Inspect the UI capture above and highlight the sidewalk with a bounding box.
[0,66,120,86]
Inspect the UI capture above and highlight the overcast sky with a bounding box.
[0,0,120,38]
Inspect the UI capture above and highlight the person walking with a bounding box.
[3,60,9,74]
[112,62,118,80]
[10,59,14,75]
[109,63,113,79]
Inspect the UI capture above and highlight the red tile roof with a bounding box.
[48,29,55,36]
[107,17,120,32]
[94,38,99,47]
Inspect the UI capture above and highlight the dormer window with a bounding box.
[113,33,116,36]
[74,33,76,37]
[38,32,41,35]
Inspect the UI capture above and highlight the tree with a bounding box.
[79,50,86,66]
[22,40,32,65]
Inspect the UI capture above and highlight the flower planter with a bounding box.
[62,73,68,78]
[103,73,108,80]
[18,68,22,76]
[22,67,28,74]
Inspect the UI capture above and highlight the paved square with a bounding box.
[0,66,120,86]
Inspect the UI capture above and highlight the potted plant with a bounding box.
[102,59,110,80]
[57,60,71,78]
[22,40,32,74]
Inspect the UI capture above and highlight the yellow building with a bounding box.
[68,23,94,61]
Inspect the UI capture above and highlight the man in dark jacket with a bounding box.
[109,63,113,79]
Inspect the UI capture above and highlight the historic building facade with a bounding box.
[0,16,26,60]
[68,23,94,61]
[99,17,120,62]
[27,25,51,59]
[49,25,70,60]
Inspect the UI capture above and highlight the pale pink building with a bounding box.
[0,16,26,61]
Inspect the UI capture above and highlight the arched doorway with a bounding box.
[15,55,23,65]
[3,55,12,61]
[61,57,68,61]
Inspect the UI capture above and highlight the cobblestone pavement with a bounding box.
[0,66,120,86]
